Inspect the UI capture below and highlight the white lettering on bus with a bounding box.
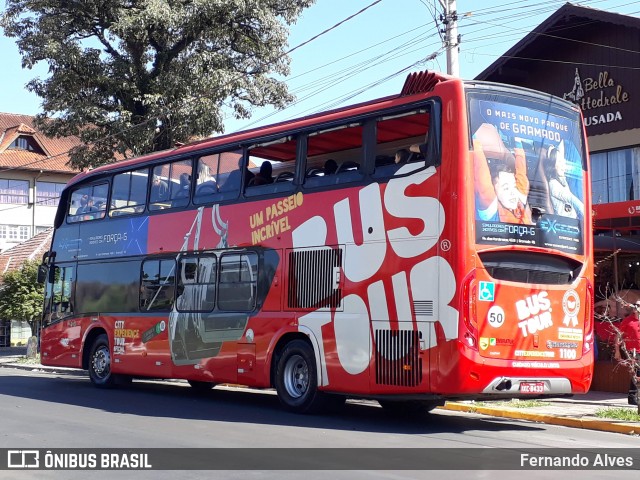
[293,163,458,379]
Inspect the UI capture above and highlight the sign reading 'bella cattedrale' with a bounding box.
[563,68,630,128]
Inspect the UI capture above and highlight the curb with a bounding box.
[0,362,86,376]
[440,402,640,435]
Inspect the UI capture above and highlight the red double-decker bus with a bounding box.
[39,71,594,414]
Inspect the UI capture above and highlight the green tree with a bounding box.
[1,0,314,169]
[0,260,44,337]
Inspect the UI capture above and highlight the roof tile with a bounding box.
[0,228,52,275]
[0,113,82,174]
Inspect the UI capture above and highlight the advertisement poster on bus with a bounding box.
[470,98,585,255]
[53,217,149,261]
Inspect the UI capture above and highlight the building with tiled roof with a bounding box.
[0,228,52,275]
[0,113,81,252]
[0,228,53,346]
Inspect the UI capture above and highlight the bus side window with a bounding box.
[304,123,364,189]
[245,136,297,197]
[176,255,217,313]
[110,168,149,217]
[194,149,243,204]
[140,259,176,311]
[218,253,258,311]
[149,160,192,211]
[372,109,431,179]
[67,183,108,223]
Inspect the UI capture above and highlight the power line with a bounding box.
[286,0,383,55]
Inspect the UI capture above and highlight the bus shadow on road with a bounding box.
[0,371,547,436]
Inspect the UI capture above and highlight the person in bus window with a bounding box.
[394,149,411,164]
[223,158,253,191]
[473,123,532,224]
[195,163,218,196]
[76,195,97,216]
[253,161,274,186]
[176,173,191,198]
[324,159,338,175]
[544,140,584,219]
[151,175,169,202]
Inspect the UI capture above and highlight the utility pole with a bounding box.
[439,0,460,77]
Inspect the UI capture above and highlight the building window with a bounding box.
[591,147,640,204]
[0,225,30,241]
[9,137,34,151]
[19,226,29,240]
[36,181,65,207]
[0,179,29,204]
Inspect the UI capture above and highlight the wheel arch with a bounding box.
[269,329,321,389]
[82,327,107,370]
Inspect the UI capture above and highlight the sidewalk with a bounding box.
[1,346,639,434]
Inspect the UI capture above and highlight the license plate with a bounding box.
[520,382,545,394]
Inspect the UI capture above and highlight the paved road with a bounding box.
[1,367,639,479]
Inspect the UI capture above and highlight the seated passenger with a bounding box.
[222,158,254,191]
[394,149,411,164]
[176,173,191,198]
[253,161,274,186]
[324,159,338,175]
[76,195,98,215]
[151,176,169,202]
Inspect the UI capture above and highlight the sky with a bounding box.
[1,0,640,135]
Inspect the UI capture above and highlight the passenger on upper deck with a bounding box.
[223,158,254,191]
[76,195,98,215]
[394,149,411,164]
[151,175,169,201]
[324,159,338,175]
[253,161,274,186]
[176,173,191,197]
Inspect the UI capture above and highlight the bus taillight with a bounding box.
[461,271,478,350]
[583,279,594,356]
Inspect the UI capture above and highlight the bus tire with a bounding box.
[378,400,442,417]
[88,334,116,388]
[275,339,326,414]
[188,380,215,392]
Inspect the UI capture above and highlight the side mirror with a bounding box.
[37,265,48,284]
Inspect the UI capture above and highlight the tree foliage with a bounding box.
[0,260,44,336]
[2,0,314,169]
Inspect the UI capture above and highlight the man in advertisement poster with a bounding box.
[473,123,532,225]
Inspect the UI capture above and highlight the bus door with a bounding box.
[40,262,79,367]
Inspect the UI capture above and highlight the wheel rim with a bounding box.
[92,345,111,380]
[283,354,309,399]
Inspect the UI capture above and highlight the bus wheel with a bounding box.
[378,400,442,417]
[275,340,325,414]
[188,380,215,392]
[88,334,116,388]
